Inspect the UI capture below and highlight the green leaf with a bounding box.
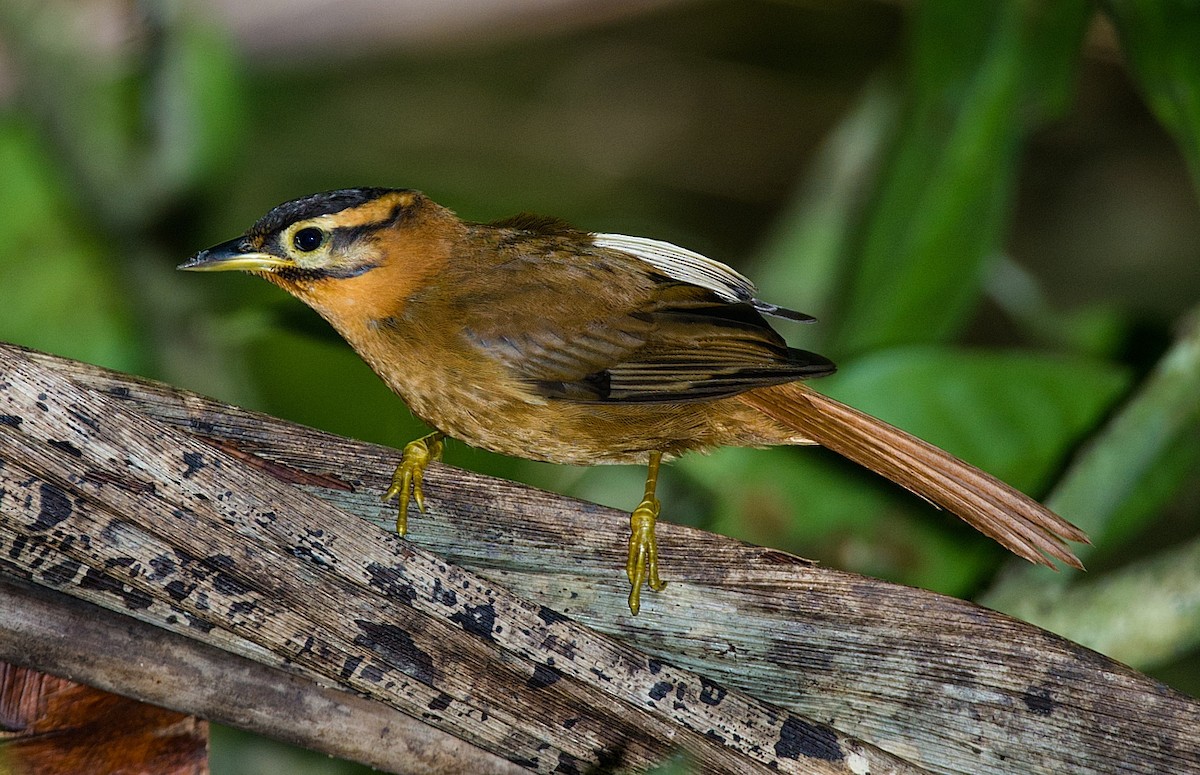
[983,306,1200,610]
[832,0,1090,355]
[1104,0,1200,196]
[0,119,142,371]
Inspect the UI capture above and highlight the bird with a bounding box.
[180,187,1088,614]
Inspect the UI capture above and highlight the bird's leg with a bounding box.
[626,451,667,615]
[383,431,445,535]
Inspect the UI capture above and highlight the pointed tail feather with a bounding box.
[738,382,1089,569]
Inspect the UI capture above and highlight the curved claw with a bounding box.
[383,433,444,535]
[626,495,666,615]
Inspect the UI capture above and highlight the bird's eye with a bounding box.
[293,227,326,252]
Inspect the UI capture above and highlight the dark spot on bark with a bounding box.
[538,605,569,626]
[595,748,622,771]
[354,620,438,684]
[9,535,28,560]
[1023,685,1055,716]
[100,520,122,542]
[48,440,82,457]
[67,408,100,432]
[182,451,206,478]
[360,660,386,683]
[148,554,177,580]
[189,419,215,434]
[292,540,333,567]
[647,658,663,675]
[174,547,200,567]
[451,602,496,641]
[36,402,48,412]
[32,483,72,531]
[79,567,152,611]
[699,677,726,706]
[648,681,672,701]
[340,655,363,680]
[563,718,578,729]
[230,600,257,616]
[83,469,156,496]
[428,693,453,711]
[165,579,194,601]
[554,752,581,774]
[213,572,248,596]
[184,613,215,633]
[775,716,842,762]
[0,415,22,427]
[431,579,458,606]
[365,562,416,605]
[541,634,577,661]
[528,664,562,689]
[295,634,316,659]
[43,558,81,586]
[705,729,726,745]
[107,386,132,399]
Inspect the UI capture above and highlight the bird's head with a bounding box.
[180,187,459,322]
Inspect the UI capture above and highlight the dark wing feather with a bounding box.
[446,232,833,404]
[585,291,834,402]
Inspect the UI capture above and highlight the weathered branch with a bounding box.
[0,577,518,775]
[0,342,1195,774]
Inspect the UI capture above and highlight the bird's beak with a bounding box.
[178,238,296,273]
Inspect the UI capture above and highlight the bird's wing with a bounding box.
[443,233,832,404]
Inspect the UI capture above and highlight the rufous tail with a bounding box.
[738,382,1089,569]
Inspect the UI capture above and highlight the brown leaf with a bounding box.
[0,663,208,775]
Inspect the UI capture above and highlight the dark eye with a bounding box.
[293,227,326,252]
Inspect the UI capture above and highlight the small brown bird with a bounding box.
[181,188,1088,614]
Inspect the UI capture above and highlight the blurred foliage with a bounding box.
[1,0,1199,770]
[1103,0,1200,193]
[0,118,142,370]
[832,0,1090,355]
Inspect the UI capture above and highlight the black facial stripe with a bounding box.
[274,263,380,282]
[331,201,409,248]
[274,266,327,283]
[250,187,412,238]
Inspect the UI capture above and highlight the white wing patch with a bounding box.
[591,233,816,322]
[591,233,756,303]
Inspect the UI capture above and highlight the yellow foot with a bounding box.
[382,432,444,535]
[626,495,667,616]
